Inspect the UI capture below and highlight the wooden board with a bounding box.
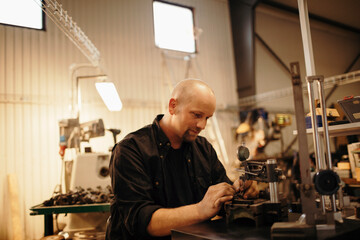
[8,174,24,240]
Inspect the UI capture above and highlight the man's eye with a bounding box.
[193,113,202,118]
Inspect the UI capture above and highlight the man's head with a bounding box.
[165,79,216,145]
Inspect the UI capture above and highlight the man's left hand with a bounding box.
[233,179,259,199]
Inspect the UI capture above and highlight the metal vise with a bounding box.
[225,145,284,226]
[237,145,282,203]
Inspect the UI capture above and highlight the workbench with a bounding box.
[30,203,110,236]
[171,217,360,240]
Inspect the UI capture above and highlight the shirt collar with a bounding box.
[153,114,191,152]
[153,114,172,148]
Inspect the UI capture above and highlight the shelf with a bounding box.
[29,203,110,215]
[236,70,360,107]
[293,122,360,137]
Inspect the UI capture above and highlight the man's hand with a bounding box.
[147,182,236,237]
[196,182,235,219]
[233,179,259,199]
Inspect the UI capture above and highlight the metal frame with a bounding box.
[297,0,339,223]
[290,62,317,224]
[33,0,101,66]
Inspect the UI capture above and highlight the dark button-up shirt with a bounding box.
[106,115,231,240]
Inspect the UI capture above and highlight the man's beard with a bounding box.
[182,128,201,142]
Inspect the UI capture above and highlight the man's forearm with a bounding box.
[147,182,236,237]
[146,203,207,237]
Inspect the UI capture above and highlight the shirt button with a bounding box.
[166,142,170,146]
[188,159,191,163]
[155,181,159,186]
[160,155,164,159]
[159,143,162,146]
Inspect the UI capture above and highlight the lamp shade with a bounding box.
[95,82,122,111]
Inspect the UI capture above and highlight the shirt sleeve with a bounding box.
[110,138,162,239]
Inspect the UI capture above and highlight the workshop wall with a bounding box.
[0,0,238,239]
[253,4,360,157]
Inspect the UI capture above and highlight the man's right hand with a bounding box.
[147,182,235,236]
[196,182,235,219]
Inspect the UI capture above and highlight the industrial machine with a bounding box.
[223,143,360,240]
[69,152,111,191]
[225,145,285,227]
[224,61,360,239]
[58,118,109,191]
[63,151,111,233]
[57,117,120,234]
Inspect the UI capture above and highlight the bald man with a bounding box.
[106,79,258,240]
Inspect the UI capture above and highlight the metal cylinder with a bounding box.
[267,159,279,203]
[307,78,324,170]
[269,182,279,203]
[317,79,337,212]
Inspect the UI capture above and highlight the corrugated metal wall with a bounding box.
[0,0,238,239]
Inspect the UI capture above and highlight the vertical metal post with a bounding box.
[298,0,330,214]
[297,0,316,76]
[290,62,317,224]
[306,77,324,170]
[317,78,337,212]
[317,79,332,169]
[307,76,326,214]
[267,159,279,203]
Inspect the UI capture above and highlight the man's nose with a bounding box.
[197,118,207,130]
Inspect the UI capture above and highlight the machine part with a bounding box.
[299,183,314,198]
[99,167,110,178]
[355,206,360,218]
[107,128,121,144]
[227,145,284,226]
[290,62,317,224]
[307,75,338,212]
[70,153,111,191]
[297,0,335,216]
[225,199,284,227]
[313,170,340,196]
[237,146,282,184]
[80,119,105,142]
[59,118,80,149]
[267,159,279,203]
[271,221,316,240]
[59,118,105,150]
[237,145,250,161]
[269,182,279,203]
[225,200,265,227]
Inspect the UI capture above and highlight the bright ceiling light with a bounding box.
[95,82,123,111]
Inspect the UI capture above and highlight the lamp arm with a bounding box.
[69,63,104,118]
[76,74,107,119]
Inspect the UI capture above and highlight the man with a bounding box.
[106,79,258,240]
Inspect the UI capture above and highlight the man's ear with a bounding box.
[169,98,177,115]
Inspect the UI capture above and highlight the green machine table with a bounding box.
[30,203,110,236]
